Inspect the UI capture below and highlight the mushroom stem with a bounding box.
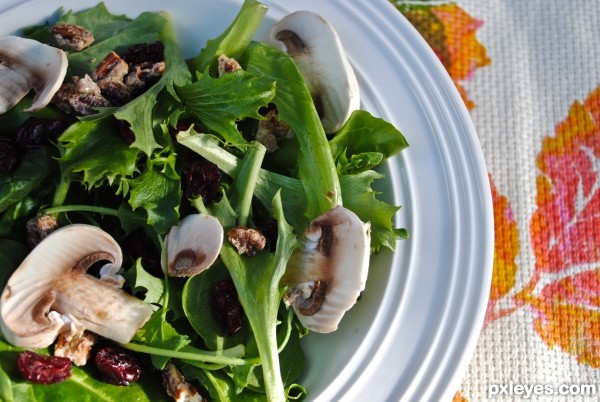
[52,273,154,344]
[0,224,155,349]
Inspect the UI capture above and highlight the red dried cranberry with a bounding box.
[0,137,19,174]
[117,120,136,145]
[16,350,72,384]
[257,218,278,252]
[182,157,221,203]
[16,117,70,148]
[121,41,165,65]
[212,279,243,336]
[94,346,141,386]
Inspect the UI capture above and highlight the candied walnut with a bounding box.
[52,76,111,115]
[212,279,243,336]
[51,23,94,51]
[0,137,19,174]
[17,350,72,384]
[217,54,242,77]
[53,330,97,366]
[227,226,266,256]
[94,346,141,386]
[16,117,70,148]
[94,52,133,104]
[254,107,291,153]
[162,362,206,402]
[26,214,59,248]
[94,51,129,81]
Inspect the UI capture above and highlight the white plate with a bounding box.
[0,1,494,401]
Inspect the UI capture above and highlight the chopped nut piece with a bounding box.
[51,23,94,51]
[94,51,129,81]
[255,107,292,152]
[52,76,111,115]
[26,214,58,248]
[217,54,242,77]
[53,330,97,366]
[162,362,205,402]
[227,226,266,256]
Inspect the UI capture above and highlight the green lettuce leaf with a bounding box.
[177,69,275,145]
[188,0,268,73]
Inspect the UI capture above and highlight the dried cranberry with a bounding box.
[16,117,70,148]
[117,120,136,145]
[121,41,165,65]
[212,279,243,336]
[182,157,221,203]
[16,350,72,384]
[94,346,141,386]
[257,218,278,252]
[0,137,19,174]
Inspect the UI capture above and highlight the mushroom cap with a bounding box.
[270,11,360,133]
[0,224,154,348]
[0,35,68,113]
[283,206,371,333]
[164,214,224,277]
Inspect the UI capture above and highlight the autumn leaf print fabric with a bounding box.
[392,0,600,400]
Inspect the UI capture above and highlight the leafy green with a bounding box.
[58,118,139,190]
[0,0,409,400]
[241,42,342,219]
[188,0,268,73]
[0,147,55,214]
[203,145,297,401]
[177,69,275,145]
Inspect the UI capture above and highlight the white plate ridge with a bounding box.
[0,1,494,401]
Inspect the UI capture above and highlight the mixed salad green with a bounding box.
[0,1,408,401]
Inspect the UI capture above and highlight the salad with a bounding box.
[0,1,408,401]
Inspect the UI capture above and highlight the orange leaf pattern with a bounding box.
[527,86,600,364]
[484,175,519,326]
[395,1,490,110]
[531,87,600,274]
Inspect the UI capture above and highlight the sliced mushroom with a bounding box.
[0,36,67,113]
[270,11,360,133]
[164,214,224,277]
[0,224,155,349]
[281,206,371,333]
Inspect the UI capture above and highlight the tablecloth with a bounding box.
[390,1,600,401]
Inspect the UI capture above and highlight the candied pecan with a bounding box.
[51,74,112,115]
[227,226,266,256]
[182,157,221,203]
[54,330,97,366]
[51,23,94,51]
[212,279,243,336]
[254,107,291,153]
[94,345,141,386]
[217,54,241,77]
[162,362,206,402]
[94,51,129,81]
[17,350,72,384]
[26,214,59,248]
[52,77,112,116]
[0,137,19,174]
[16,117,70,148]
